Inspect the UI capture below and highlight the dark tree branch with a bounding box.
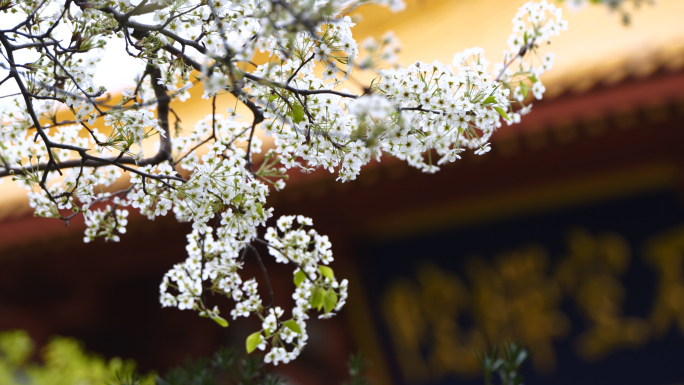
[286,54,315,85]
[244,120,257,172]
[253,238,317,284]
[494,38,536,82]
[247,244,275,310]
[148,64,174,165]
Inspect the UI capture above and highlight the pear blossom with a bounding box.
[0,0,566,365]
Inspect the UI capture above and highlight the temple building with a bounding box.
[1,1,684,384]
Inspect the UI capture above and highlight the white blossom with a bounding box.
[0,0,567,365]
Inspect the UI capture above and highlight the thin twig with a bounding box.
[247,244,275,310]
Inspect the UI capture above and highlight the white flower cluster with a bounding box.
[158,223,267,319]
[248,1,568,181]
[103,109,166,159]
[503,1,566,105]
[84,206,129,243]
[129,142,272,229]
[357,31,402,71]
[262,215,348,363]
[157,215,345,365]
[0,0,566,364]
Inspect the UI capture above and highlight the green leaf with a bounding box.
[310,287,325,311]
[491,358,504,372]
[493,106,511,122]
[246,332,262,354]
[256,202,263,217]
[318,265,334,280]
[528,74,539,84]
[514,349,528,367]
[323,288,338,313]
[212,315,229,328]
[294,270,306,287]
[282,320,302,334]
[520,82,529,99]
[291,103,304,124]
[0,330,34,366]
[483,96,496,104]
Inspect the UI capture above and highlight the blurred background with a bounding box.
[1,0,684,384]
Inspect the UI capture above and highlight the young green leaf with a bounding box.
[294,270,306,287]
[520,82,529,99]
[256,202,264,217]
[493,106,511,122]
[291,103,305,124]
[246,332,262,354]
[323,288,338,313]
[310,287,325,311]
[282,320,302,334]
[318,265,334,280]
[483,95,497,104]
[212,315,229,328]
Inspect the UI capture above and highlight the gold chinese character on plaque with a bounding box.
[644,225,684,338]
[466,244,569,374]
[383,263,485,383]
[555,228,650,361]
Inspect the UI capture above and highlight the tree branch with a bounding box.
[247,244,275,310]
